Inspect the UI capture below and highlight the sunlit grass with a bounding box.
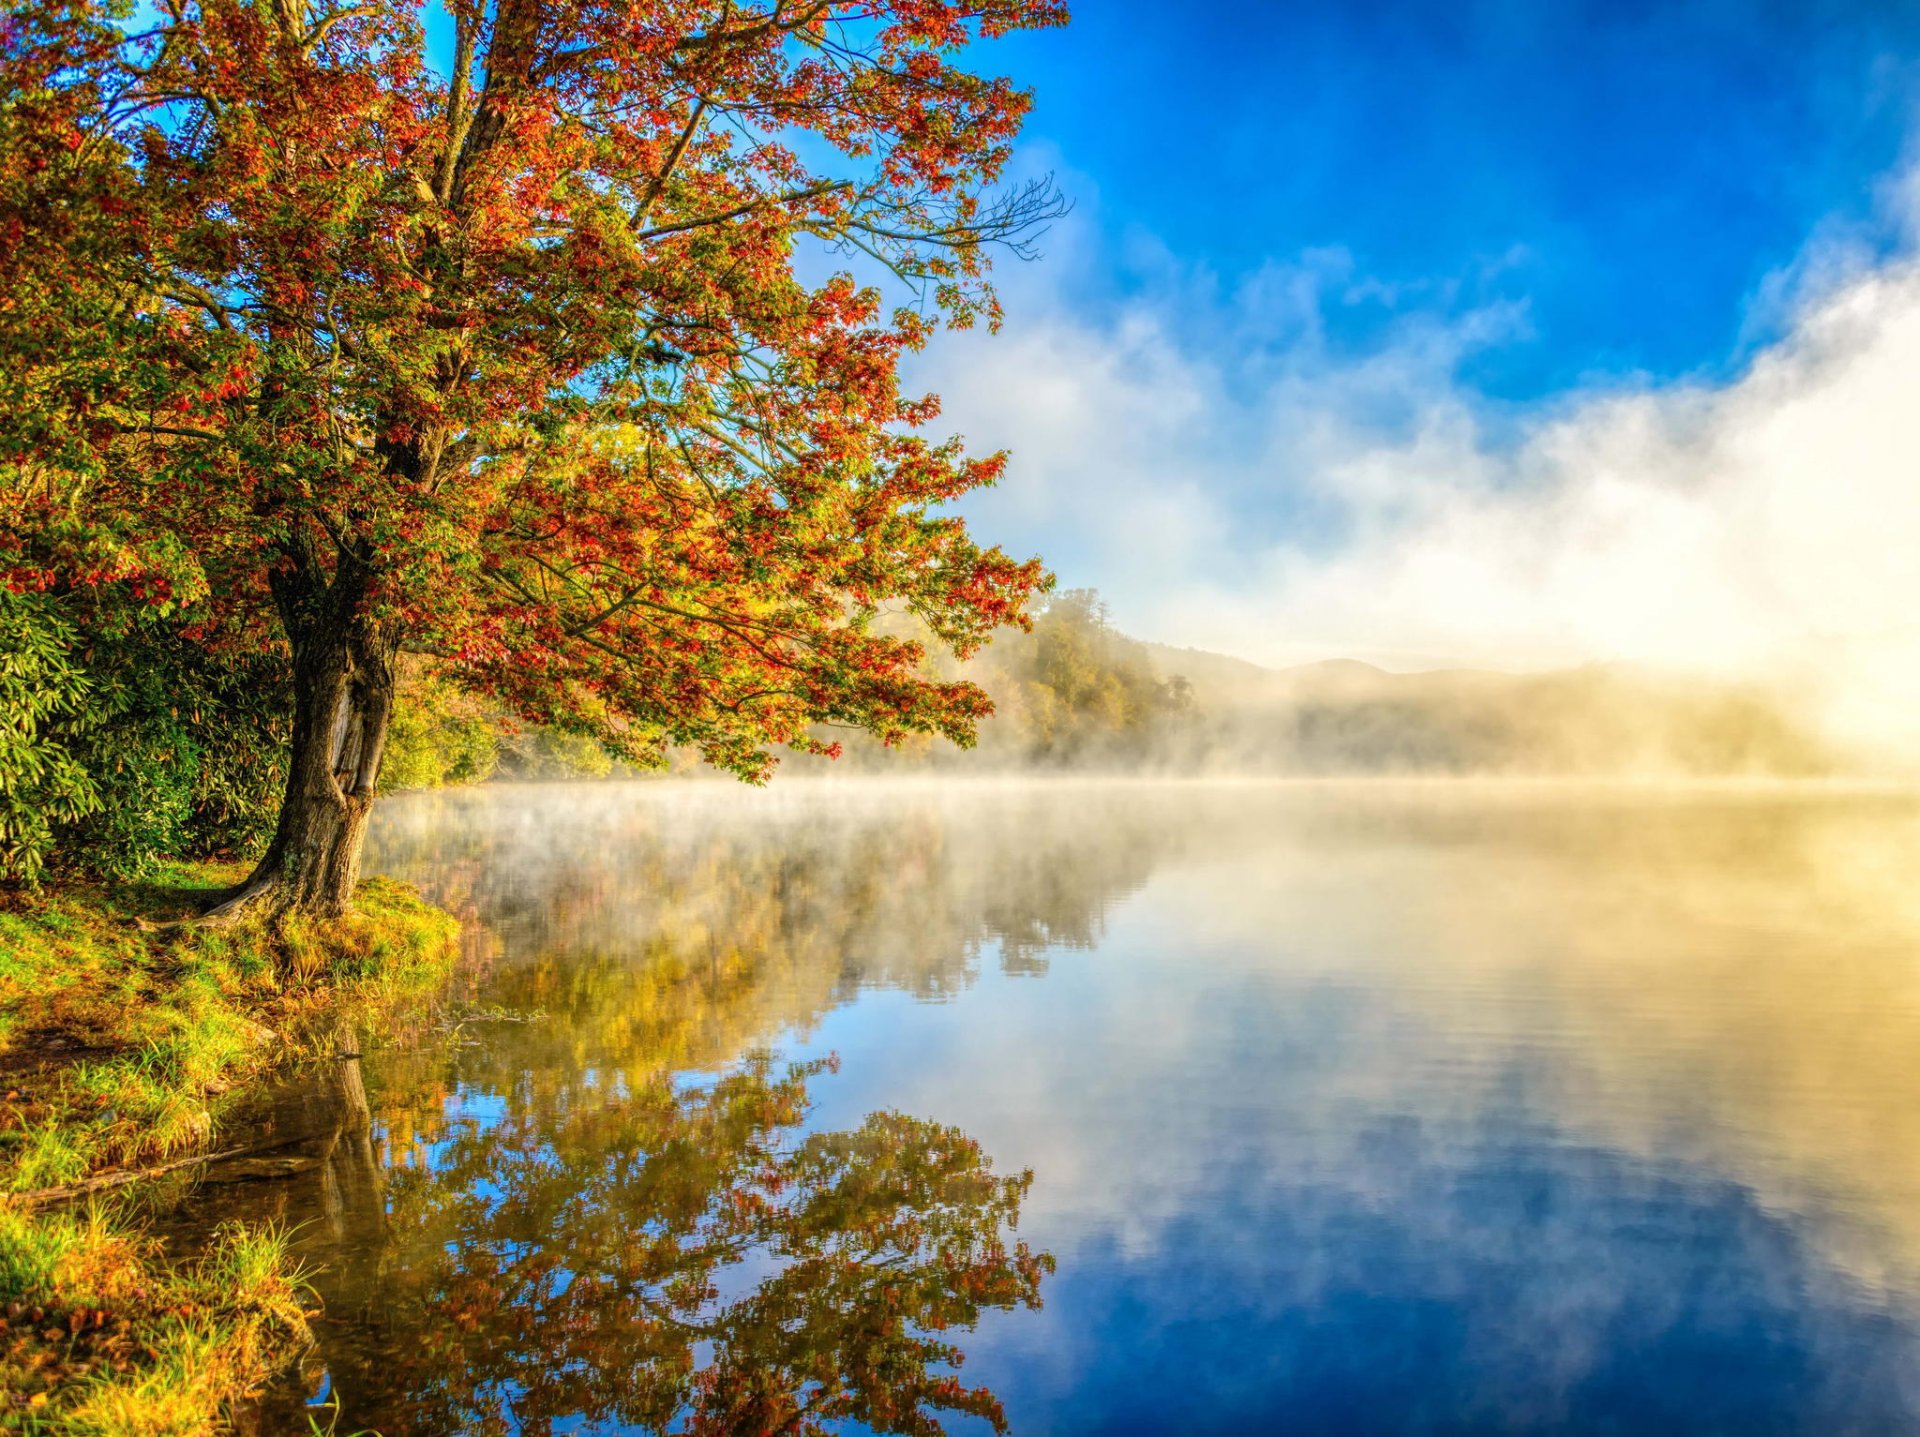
[0,1204,313,1431]
[0,861,458,1432]
[0,867,459,1192]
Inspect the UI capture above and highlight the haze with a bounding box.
[900,6,1920,769]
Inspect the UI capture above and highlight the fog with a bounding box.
[920,170,1920,774]
[372,777,1920,1289]
[294,777,1920,1432]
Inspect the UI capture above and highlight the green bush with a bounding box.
[381,662,501,792]
[62,623,291,876]
[383,658,621,789]
[0,590,104,883]
[3,591,618,887]
[0,591,290,885]
[496,723,617,780]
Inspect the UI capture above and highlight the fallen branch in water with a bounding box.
[12,1140,291,1205]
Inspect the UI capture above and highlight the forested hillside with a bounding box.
[804,590,1200,770]
[379,588,1838,782]
[1151,655,1835,777]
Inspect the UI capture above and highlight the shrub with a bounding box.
[0,590,104,883]
[0,590,291,884]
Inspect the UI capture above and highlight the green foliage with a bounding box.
[381,659,620,792]
[1004,588,1195,762]
[0,591,289,885]
[0,591,104,885]
[60,621,290,879]
[1,595,616,884]
[380,664,499,793]
[812,588,1200,771]
[494,724,617,782]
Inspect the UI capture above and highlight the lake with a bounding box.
[184,779,1920,1435]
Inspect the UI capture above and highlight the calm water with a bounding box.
[182,779,1920,1435]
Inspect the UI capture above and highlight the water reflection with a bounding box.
[254,1055,1046,1436]
[188,780,1920,1433]
[398,1056,1044,1436]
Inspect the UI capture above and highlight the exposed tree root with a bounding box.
[133,875,299,933]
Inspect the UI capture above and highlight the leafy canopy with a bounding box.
[0,0,1065,778]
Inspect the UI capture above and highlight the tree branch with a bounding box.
[632,180,850,244]
[631,97,708,230]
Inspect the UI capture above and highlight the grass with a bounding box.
[0,863,459,1433]
[0,1206,308,1434]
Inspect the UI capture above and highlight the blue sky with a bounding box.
[988,0,1920,401]
[908,1,1920,735]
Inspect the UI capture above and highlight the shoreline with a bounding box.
[0,864,459,1432]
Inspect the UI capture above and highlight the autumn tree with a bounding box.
[0,0,1065,917]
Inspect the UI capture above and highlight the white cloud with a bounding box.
[918,173,1920,760]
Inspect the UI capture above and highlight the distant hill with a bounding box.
[775,591,1840,778]
[1137,643,1835,777]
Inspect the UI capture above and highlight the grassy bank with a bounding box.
[0,863,459,1433]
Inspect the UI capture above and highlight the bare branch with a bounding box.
[631,97,709,230]
[632,180,850,244]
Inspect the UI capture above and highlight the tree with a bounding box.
[0,0,1065,918]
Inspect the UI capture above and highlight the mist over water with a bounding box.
[919,168,1920,778]
[192,778,1920,1434]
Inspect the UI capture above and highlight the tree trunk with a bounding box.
[203,550,397,923]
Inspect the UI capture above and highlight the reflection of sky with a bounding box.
[363,781,1920,1434]
[783,917,1920,1434]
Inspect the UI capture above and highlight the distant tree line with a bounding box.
[990,589,1198,763]
[791,588,1201,771]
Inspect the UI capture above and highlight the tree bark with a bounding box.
[201,545,397,923]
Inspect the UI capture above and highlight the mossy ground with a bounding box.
[0,864,458,1433]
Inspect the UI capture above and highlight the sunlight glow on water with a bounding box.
[192,780,1920,1435]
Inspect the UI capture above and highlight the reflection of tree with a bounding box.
[215,785,1172,1429]
[194,1052,396,1437]
[367,784,1176,1083]
[321,1056,1047,1436]
[287,1053,392,1421]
